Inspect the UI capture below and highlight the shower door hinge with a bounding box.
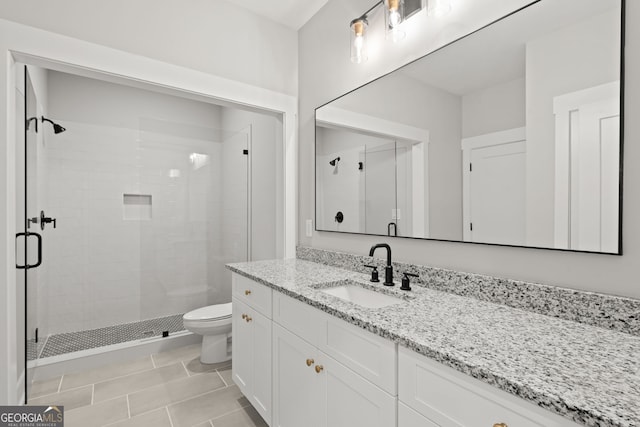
[242,149,249,155]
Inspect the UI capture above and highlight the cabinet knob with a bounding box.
[245,316,252,323]
[315,365,324,373]
[241,314,247,319]
[493,424,508,427]
[306,358,315,367]
[245,290,252,296]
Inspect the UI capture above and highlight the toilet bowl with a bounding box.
[183,303,232,364]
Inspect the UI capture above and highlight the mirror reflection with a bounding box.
[315,0,622,253]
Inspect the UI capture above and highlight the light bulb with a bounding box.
[354,35,364,62]
[384,0,404,42]
[350,18,368,63]
[389,10,401,28]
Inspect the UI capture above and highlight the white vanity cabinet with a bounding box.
[398,347,582,427]
[231,274,273,425]
[271,289,397,427]
[230,273,585,427]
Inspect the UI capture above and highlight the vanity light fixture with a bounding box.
[350,18,368,64]
[384,0,405,42]
[349,0,453,64]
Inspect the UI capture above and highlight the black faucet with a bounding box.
[369,243,394,286]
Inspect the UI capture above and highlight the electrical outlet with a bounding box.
[306,219,313,237]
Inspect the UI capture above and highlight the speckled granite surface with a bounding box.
[297,246,640,337]
[227,258,640,427]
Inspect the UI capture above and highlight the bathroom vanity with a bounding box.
[227,258,640,427]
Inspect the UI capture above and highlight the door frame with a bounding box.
[0,19,297,405]
[461,127,526,242]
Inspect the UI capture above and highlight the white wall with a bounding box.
[525,9,620,247]
[462,77,525,138]
[298,0,640,299]
[0,0,298,96]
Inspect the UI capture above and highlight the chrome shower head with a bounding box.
[41,117,66,134]
[329,157,341,166]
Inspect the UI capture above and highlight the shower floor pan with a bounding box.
[32,313,186,359]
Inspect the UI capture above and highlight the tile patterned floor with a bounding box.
[27,344,267,427]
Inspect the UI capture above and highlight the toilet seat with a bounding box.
[183,303,232,322]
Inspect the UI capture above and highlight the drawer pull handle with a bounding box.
[315,365,324,373]
[245,316,252,323]
[306,358,315,367]
[245,290,252,296]
[493,424,508,427]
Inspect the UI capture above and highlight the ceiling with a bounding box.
[399,0,617,96]
[223,0,329,30]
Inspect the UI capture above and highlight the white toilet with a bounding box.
[183,303,232,364]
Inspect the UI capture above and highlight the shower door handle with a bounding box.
[16,231,42,269]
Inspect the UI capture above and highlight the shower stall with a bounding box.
[16,65,282,401]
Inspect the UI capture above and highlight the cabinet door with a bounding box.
[233,298,272,425]
[317,352,396,427]
[399,402,439,427]
[251,308,272,424]
[232,297,253,396]
[273,324,320,427]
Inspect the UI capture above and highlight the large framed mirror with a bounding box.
[315,0,624,254]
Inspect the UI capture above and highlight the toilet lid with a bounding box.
[184,303,232,321]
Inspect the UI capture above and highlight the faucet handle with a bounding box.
[401,272,418,291]
[364,265,380,283]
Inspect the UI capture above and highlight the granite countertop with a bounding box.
[227,258,640,427]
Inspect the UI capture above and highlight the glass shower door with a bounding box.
[19,66,44,402]
[135,121,251,323]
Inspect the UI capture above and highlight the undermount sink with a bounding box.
[317,280,405,309]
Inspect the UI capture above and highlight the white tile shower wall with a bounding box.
[43,71,237,334]
[43,122,226,334]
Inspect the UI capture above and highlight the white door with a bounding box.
[462,128,526,246]
[250,309,271,424]
[317,353,396,427]
[272,324,320,427]
[232,298,272,424]
[554,82,620,253]
[232,298,253,396]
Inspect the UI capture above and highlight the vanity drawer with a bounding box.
[273,292,324,347]
[319,313,397,395]
[232,274,272,318]
[398,347,581,427]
